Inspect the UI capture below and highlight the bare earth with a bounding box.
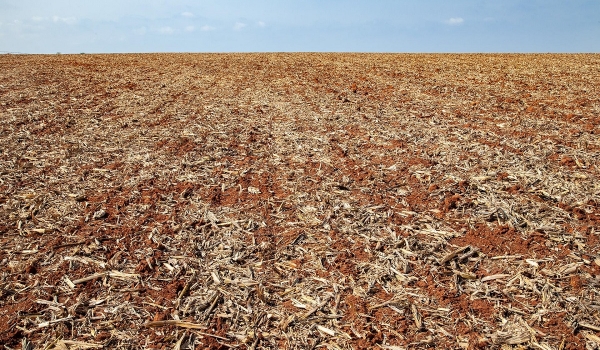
[1,53,599,349]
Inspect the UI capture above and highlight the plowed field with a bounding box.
[1,53,599,349]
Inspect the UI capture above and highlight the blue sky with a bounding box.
[0,0,599,53]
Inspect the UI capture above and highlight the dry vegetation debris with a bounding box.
[1,53,600,349]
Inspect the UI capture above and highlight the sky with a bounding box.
[0,0,599,53]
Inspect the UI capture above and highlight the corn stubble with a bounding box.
[0,53,599,349]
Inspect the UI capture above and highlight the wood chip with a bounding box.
[316,325,335,336]
[299,295,331,320]
[584,332,600,345]
[579,322,600,332]
[71,272,107,285]
[60,340,103,349]
[145,320,207,329]
[38,316,73,328]
[63,276,76,289]
[440,246,471,265]
[481,274,511,282]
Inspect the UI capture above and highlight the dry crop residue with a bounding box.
[1,53,599,349]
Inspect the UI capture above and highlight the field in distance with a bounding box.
[1,53,599,349]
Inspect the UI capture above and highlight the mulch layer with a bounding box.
[1,53,599,349]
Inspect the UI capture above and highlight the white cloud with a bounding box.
[52,16,76,25]
[200,25,215,31]
[257,21,266,27]
[181,12,194,18]
[159,26,174,34]
[185,25,195,32]
[445,17,464,25]
[31,16,44,22]
[233,22,246,30]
